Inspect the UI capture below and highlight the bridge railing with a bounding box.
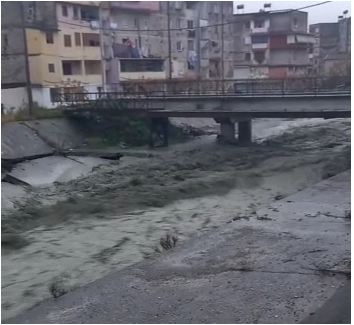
[119,76,350,96]
[54,76,350,105]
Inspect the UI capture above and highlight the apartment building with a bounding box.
[101,1,234,91]
[2,1,234,110]
[310,17,351,76]
[232,9,315,79]
[100,1,167,91]
[1,1,103,110]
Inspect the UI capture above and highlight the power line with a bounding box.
[57,1,332,34]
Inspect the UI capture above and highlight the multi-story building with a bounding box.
[1,1,58,110]
[2,1,103,110]
[232,9,315,79]
[1,1,234,110]
[310,17,351,76]
[101,1,234,91]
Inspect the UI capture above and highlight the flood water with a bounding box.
[1,118,350,319]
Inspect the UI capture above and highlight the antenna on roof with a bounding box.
[338,15,343,21]
[236,4,244,14]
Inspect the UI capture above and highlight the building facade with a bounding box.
[310,17,351,76]
[2,1,235,110]
[101,1,234,91]
[232,9,315,79]
[2,1,103,110]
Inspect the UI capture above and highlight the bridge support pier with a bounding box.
[149,117,169,148]
[215,118,252,145]
[217,119,236,144]
[238,119,252,145]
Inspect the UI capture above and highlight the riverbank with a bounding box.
[6,170,350,323]
[1,118,350,319]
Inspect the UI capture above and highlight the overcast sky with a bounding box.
[233,1,351,24]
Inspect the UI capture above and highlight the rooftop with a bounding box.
[234,9,307,17]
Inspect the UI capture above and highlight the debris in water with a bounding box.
[92,237,130,263]
[159,233,178,250]
[48,279,68,298]
[232,215,250,221]
[257,215,273,221]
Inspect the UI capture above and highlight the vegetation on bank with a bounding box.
[1,106,64,123]
[78,116,188,148]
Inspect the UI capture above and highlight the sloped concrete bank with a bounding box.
[6,171,350,324]
[2,118,84,162]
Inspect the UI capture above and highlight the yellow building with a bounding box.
[25,1,103,107]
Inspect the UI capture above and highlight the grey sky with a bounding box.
[233,1,351,24]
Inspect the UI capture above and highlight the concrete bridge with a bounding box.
[57,77,351,146]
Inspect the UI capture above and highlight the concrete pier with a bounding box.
[238,119,252,144]
[219,119,236,143]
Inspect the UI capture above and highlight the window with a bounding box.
[293,17,298,28]
[187,40,194,51]
[73,5,79,19]
[244,21,250,29]
[46,32,54,44]
[64,34,72,47]
[75,32,81,46]
[187,20,194,29]
[251,35,268,44]
[177,41,183,51]
[62,4,68,17]
[50,88,61,102]
[215,25,218,34]
[254,19,265,28]
[48,63,55,73]
[245,53,251,61]
[62,60,82,75]
[186,1,197,9]
[254,51,266,64]
[82,33,100,46]
[176,18,183,29]
[80,5,99,21]
[134,18,139,28]
[2,33,8,55]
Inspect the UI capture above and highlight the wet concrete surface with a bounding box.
[6,171,350,324]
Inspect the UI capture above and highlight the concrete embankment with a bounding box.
[6,171,350,324]
[1,118,84,162]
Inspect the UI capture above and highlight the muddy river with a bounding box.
[1,118,350,319]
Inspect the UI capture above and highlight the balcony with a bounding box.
[251,26,269,34]
[252,43,268,50]
[119,58,166,80]
[110,2,160,13]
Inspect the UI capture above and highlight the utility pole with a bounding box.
[196,2,201,80]
[221,1,225,93]
[20,2,33,115]
[345,18,350,77]
[167,2,172,79]
[99,2,107,92]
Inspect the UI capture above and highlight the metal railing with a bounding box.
[55,76,351,106]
